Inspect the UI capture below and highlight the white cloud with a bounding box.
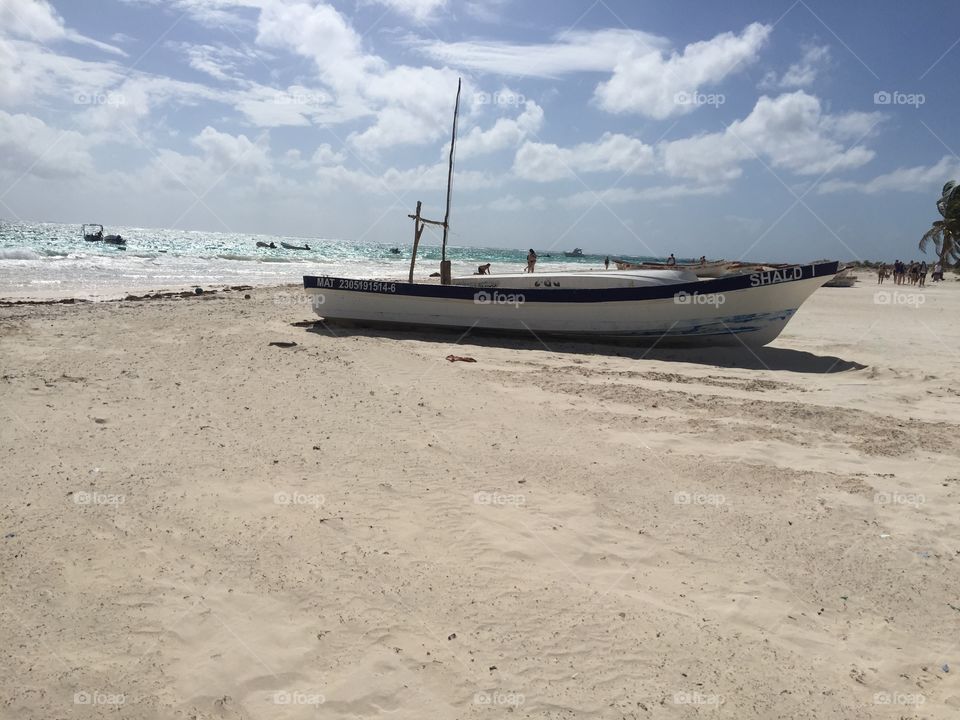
[255,0,384,96]
[595,22,771,118]
[661,91,880,182]
[0,110,94,178]
[312,143,345,166]
[192,126,271,173]
[492,194,547,211]
[147,126,272,194]
[817,156,960,195]
[457,100,543,159]
[565,183,727,207]
[762,44,830,90]
[347,65,465,153]
[367,0,447,22]
[415,28,668,78]
[0,0,126,55]
[0,0,66,42]
[661,132,747,183]
[514,133,655,182]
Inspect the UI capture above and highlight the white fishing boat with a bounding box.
[300,79,841,347]
[303,263,839,347]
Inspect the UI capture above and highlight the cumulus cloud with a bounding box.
[514,133,656,182]
[0,110,95,178]
[761,44,830,89]
[817,156,960,195]
[457,100,544,159]
[661,91,881,182]
[367,0,447,22]
[419,23,768,119]
[594,22,771,118]
[147,126,272,194]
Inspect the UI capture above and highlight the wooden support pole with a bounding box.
[408,201,423,283]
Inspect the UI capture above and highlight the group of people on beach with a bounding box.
[878,259,943,286]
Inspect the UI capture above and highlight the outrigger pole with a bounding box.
[407,78,461,285]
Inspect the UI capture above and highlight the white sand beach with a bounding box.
[1,272,958,719]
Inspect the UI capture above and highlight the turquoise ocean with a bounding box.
[0,221,665,300]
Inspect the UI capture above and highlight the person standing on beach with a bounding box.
[604,256,610,270]
[919,261,928,287]
[934,261,943,281]
[666,253,676,266]
[526,248,537,273]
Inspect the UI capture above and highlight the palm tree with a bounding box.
[920,180,960,267]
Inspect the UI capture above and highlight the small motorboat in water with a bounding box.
[281,242,311,251]
[82,223,125,246]
[564,248,584,257]
[256,241,277,249]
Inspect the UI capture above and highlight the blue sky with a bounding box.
[0,0,958,262]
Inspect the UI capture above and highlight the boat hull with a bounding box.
[303,262,839,347]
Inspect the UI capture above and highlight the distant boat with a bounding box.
[82,223,125,246]
[256,241,277,248]
[281,242,311,251]
[564,248,584,257]
[389,247,402,255]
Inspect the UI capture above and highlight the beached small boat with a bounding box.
[281,242,311,251]
[300,80,841,347]
[564,248,584,257]
[82,224,125,246]
[304,263,839,347]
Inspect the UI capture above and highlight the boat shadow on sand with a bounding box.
[297,321,865,374]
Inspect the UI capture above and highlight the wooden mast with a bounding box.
[407,78,461,285]
[439,78,461,285]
